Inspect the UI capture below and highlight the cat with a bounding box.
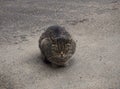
[39,25,76,66]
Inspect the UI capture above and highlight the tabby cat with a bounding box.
[39,25,76,66]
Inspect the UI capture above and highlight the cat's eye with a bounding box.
[66,43,71,46]
[52,44,57,47]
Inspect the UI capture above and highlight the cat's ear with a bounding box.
[61,26,66,31]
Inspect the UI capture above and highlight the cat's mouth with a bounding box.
[48,56,68,62]
[47,55,70,65]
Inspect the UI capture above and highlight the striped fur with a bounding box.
[39,25,76,66]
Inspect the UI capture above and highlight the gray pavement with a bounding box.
[0,0,120,89]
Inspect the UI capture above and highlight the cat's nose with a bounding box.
[60,51,64,58]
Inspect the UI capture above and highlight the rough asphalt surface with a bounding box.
[0,0,120,89]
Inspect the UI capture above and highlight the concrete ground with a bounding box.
[0,0,120,89]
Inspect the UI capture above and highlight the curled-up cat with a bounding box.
[39,25,76,66]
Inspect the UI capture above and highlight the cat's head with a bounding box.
[50,37,75,60]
